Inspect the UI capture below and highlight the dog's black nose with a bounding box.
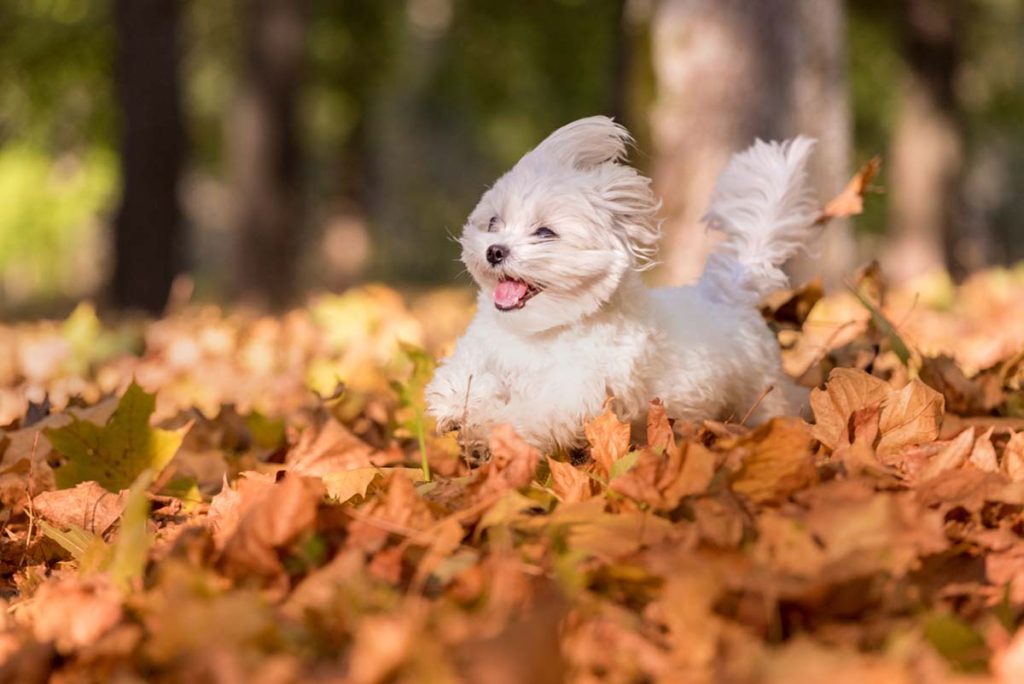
[486,244,509,266]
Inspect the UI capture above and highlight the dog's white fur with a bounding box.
[426,116,819,452]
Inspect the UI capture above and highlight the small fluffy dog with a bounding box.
[426,116,819,452]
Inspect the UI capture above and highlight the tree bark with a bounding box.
[230,0,308,309]
[649,0,853,288]
[111,0,186,314]
[885,0,976,282]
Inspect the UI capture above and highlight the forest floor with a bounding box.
[2,265,1024,683]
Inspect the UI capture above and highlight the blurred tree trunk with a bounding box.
[112,0,186,314]
[885,0,978,282]
[649,0,853,288]
[230,0,308,309]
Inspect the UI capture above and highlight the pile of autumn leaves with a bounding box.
[2,271,1024,683]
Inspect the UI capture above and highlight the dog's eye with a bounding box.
[486,216,499,232]
[533,226,557,239]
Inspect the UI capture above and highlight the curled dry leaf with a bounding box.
[1004,432,1024,482]
[286,417,397,476]
[468,424,542,503]
[546,456,592,503]
[20,575,123,654]
[218,473,325,582]
[812,368,944,457]
[611,440,717,510]
[730,418,817,506]
[32,481,127,535]
[816,155,881,224]
[584,406,630,477]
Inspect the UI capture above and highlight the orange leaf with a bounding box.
[817,156,881,224]
[584,407,630,477]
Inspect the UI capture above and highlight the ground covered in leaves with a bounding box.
[3,268,1024,683]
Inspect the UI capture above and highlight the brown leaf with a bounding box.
[970,426,998,472]
[546,457,592,503]
[811,369,944,457]
[489,424,541,490]
[206,471,274,550]
[804,488,947,580]
[584,407,630,477]
[920,355,1004,416]
[645,399,677,457]
[668,441,718,499]
[218,472,324,583]
[917,427,974,482]
[286,417,378,476]
[22,576,123,654]
[32,481,127,535]
[810,368,890,449]
[817,156,881,224]
[876,379,944,455]
[1004,432,1024,483]
[611,439,717,510]
[730,418,817,505]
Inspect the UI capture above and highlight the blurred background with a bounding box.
[1,0,1022,317]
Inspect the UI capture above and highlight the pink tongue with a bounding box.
[494,279,529,308]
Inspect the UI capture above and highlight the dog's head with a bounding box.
[459,116,660,334]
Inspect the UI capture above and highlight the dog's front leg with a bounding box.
[425,345,508,437]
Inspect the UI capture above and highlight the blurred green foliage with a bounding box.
[1,0,1023,307]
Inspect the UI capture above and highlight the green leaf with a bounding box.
[922,612,988,672]
[245,411,285,449]
[108,470,154,591]
[392,343,438,482]
[850,286,912,366]
[609,450,640,481]
[46,381,187,492]
[38,520,95,560]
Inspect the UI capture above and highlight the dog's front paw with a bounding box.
[434,413,461,435]
[425,376,466,436]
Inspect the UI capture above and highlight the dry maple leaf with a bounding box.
[610,439,716,510]
[546,456,592,503]
[468,424,542,503]
[19,575,123,654]
[286,417,389,476]
[32,481,127,535]
[811,369,944,458]
[729,418,817,506]
[816,155,881,224]
[584,406,630,477]
[218,472,324,584]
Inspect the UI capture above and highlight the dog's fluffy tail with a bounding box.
[698,137,820,306]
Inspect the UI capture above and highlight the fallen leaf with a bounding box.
[22,575,123,654]
[917,427,974,482]
[730,418,817,505]
[1004,432,1024,482]
[46,382,187,492]
[32,481,126,535]
[970,427,998,472]
[810,368,890,449]
[877,379,944,454]
[322,468,382,504]
[219,473,325,583]
[546,457,592,503]
[584,407,630,477]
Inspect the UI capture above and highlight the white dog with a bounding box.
[426,116,819,453]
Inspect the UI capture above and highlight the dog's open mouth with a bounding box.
[494,277,541,311]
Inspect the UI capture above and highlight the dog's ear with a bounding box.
[598,165,662,270]
[526,116,631,170]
